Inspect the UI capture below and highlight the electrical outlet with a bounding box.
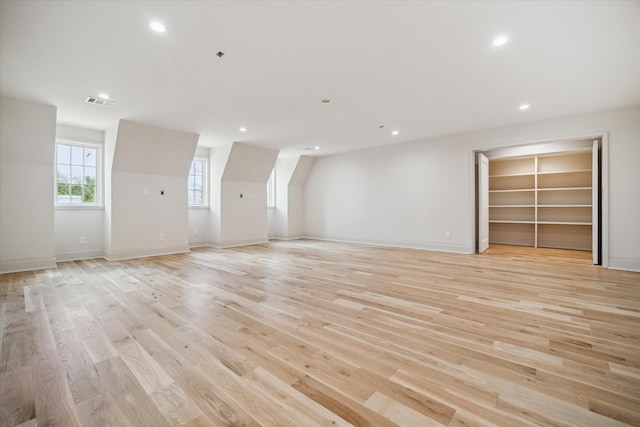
[248,227,253,234]
[194,228,199,236]
[144,188,150,197]
[80,236,87,245]
[445,231,452,239]
[327,225,332,231]
[160,234,165,242]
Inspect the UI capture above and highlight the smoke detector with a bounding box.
[85,96,115,107]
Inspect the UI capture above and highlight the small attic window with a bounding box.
[188,158,208,207]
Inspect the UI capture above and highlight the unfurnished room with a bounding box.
[1,1,639,426]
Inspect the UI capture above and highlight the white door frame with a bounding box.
[470,132,608,267]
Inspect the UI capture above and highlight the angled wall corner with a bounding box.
[208,142,234,246]
[0,96,57,273]
[105,119,199,260]
[273,155,315,240]
[288,156,315,238]
[209,142,279,247]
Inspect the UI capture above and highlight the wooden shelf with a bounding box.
[489,220,535,224]
[489,205,536,208]
[538,221,592,225]
[488,150,593,251]
[537,169,591,175]
[537,204,591,208]
[537,187,591,191]
[489,189,535,193]
[488,173,536,178]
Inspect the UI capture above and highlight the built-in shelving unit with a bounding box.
[488,150,593,251]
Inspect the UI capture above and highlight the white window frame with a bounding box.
[267,168,276,208]
[54,139,103,208]
[188,158,208,208]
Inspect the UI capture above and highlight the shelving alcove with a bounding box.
[488,149,595,252]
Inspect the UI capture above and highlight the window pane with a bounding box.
[84,167,96,183]
[57,184,70,204]
[56,141,101,205]
[84,147,97,167]
[57,165,71,183]
[57,144,71,164]
[71,166,83,184]
[83,186,95,203]
[194,190,203,205]
[57,183,70,196]
[188,159,207,206]
[71,145,84,166]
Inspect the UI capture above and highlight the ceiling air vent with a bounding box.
[84,96,115,107]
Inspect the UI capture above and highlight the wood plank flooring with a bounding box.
[1,241,639,426]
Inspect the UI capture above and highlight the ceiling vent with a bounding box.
[84,96,115,107]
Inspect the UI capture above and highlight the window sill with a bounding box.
[189,205,210,210]
[55,205,104,210]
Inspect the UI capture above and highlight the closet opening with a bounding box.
[474,135,607,266]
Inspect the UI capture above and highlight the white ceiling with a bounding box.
[1,1,639,157]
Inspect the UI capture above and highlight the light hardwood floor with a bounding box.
[1,241,639,426]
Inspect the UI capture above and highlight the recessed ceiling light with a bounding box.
[239,127,247,132]
[314,146,320,150]
[392,130,399,136]
[98,93,110,100]
[321,99,330,103]
[150,22,166,33]
[519,103,530,111]
[493,35,508,47]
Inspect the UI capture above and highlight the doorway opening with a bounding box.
[473,135,607,266]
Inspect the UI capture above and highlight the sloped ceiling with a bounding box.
[222,142,278,183]
[112,120,199,176]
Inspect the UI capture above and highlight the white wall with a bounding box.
[188,208,210,247]
[272,156,314,240]
[220,180,269,246]
[208,143,232,245]
[105,120,199,260]
[54,124,105,261]
[54,209,104,261]
[210,142,278,247]
[0,96,57,273]
[273,157,298,239]
[288,156,314,238]
[267,207,276,239]
[305,106,640,271]
[306,141,469,252]
[103,122,117,255]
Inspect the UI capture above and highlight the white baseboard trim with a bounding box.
[0,256,57,274]
[303,234,472,254]
[104,245,190,261]
[210,238,269,249]
[55,250,105,263]
[269,233,306,241]
[608,258,640,272]
[188,240,211,249]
